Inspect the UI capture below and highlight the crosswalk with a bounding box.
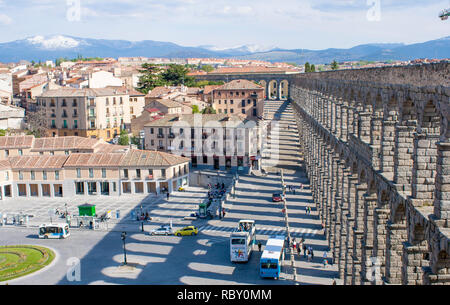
[198,224,319,238]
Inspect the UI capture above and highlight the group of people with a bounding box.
[207,182,226,200]
[137,211,151,221]
[305,206,312,215]
[287,183,303,195]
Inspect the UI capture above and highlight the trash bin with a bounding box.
[116,210,120,219]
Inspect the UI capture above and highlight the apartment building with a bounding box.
[211,79,265,119]
[37,88,132,141]
[0,148,189,200]
[143,114,262,171]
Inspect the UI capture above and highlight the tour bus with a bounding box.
[39,223,70,239]
[230,220,256,262]
[260,235,285,279]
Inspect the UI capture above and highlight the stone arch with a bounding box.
[279,80,289,100]
[419,99,441,136]
[268,80,278,100]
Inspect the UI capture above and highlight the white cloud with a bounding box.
[0,13,12,25]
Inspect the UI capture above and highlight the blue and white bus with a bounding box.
[260,235,285,279]
[39,223,70,239]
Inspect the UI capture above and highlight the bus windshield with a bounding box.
[261,262,278,269]
[231,238,246,245]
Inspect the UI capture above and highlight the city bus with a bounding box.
[230,220,256,262]
[260,235,285,279]
[39,223,70,239]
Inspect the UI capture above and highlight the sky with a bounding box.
[0,0,449,50]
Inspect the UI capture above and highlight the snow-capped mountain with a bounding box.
[26,35,84,49]
[0,34,448,64]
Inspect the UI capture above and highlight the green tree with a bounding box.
[304,62,311,73]
[118,129,130,146]
[331,60,339,70]
[192,105,200,114]
[201,106,216,114]
[162,64,195,86]
[310,64,316,72]
[200,65,214,73]
[137,64,165,94]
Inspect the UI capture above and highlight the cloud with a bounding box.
[0,13,12,25]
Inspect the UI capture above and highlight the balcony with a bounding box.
[168,133,175,139]
[50,114,56,118]
[158,146,165,150]
[72,113,78,118]
[157,134,164,139]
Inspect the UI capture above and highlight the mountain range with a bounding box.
[0,35,449,64]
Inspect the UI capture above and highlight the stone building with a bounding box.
[290,62,450,285]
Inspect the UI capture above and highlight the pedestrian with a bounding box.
[323,252,328,267]
[303,244,307,258]
[307,250,312,262]
[258,241,262,252]
[296,242,300,255]
[332,280,337,285]
[167,192,170,200]
[293,242,296,252]
[310,247,314,260]
[293,188,296,195]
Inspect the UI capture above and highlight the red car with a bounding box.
[272,193,283,202]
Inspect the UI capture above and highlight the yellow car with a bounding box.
[174,226,198,236]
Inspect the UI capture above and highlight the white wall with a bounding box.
[88,71,123,89]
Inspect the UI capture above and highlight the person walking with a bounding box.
[307,249,312,262]
[296,242,301,255]
[293,188,296,195]
[323,252,328,267]
[258,241,262,252]
[303,244,307,258]
[310,247,314,260]
[167,192,170,200]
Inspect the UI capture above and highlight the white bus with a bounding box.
[230,220,256,262]
[39,223,70,239]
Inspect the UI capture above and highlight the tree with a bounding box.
[331,60,339,70]
[310,64,316,72]
[192,105,200,114]
[200,65,214,73]
[118,129,130,146]
[137,64,165,94]
[201,106,216,114]
[304,62,311,73]
[25,109,48,138]
[162,64,195,86]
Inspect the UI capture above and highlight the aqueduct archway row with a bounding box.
[194,74,295,101]
[290,66,450,285]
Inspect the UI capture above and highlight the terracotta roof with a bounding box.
[8,155,68,169]
[145,87,172,98]
[64,153,125,167]
[39,88,128,98]
[150,99,183,109]
[31,137,100,152]
[203,85,221,95]
[106,86,145,96]
[0,159,11,170]
[214,79,264,91]
[120,149,189,167]
[144,114,255,128]
[93,143,129,154]
[0,136,34,149]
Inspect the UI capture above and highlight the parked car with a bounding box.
[174,226,198,236]
[272,193,284,202]
[150,225,173,236]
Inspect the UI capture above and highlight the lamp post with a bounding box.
[121,232,127,265]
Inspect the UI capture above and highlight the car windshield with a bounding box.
[273,194,280,197]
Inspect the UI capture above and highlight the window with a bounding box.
[43,171,47,180]
[253,109,257,116]
[77,168,81,178]
[65,150,69,155]
[148,169,153,176]
[136,169,141,179]
[18,149,23,156]
[150,128,154,134]
[102,168,106,178]
[4,150,8,157]
[19,171,23,180]
[241,100,245,107]
[161,169,166,178]
[230,109,234,113]
[113,182,117,192]
[242,109,246,114]
[5,171,9,181]
[123,169,129,178]
[89,168,94,178]
[31,171,35,180]
[55,170,60,180]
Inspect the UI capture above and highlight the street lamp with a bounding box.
[121,232,127,265]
